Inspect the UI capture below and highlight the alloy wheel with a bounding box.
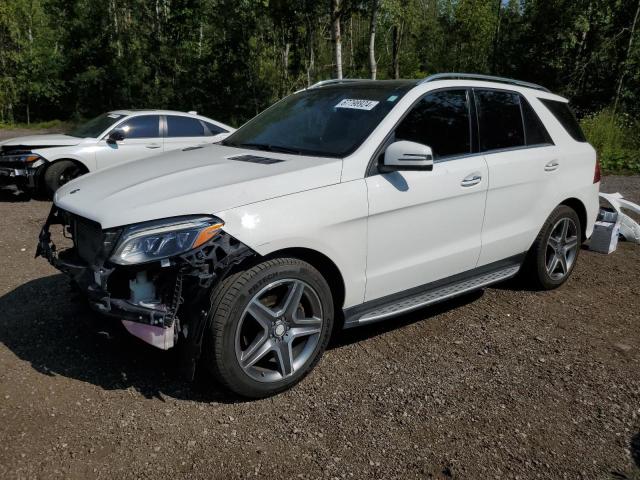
[545,218,579,281]
[235,279,324,383]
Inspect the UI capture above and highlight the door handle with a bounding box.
[545,160,560,171]
[145,143,161,149]
[461,172,482,187]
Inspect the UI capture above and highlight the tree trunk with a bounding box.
[613,0,640,114]
[491,0,502,73]
[369,0,379,79]
[306,20,315,86]
[391,22,402,79]
[331,0,342,79]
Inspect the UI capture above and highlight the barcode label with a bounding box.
[335,99,380,111]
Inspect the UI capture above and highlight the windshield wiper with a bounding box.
[236,142,302,155]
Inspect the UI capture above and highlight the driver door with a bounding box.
[95,115,163,169]
[364,89,489,302]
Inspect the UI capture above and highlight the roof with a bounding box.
[108,109,202,116]
[308,74,567,101]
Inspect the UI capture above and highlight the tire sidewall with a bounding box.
[210,259,334,397]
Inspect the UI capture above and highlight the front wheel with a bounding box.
[523,205,582,290]
[43,160,85,195]
[203,258,334,398]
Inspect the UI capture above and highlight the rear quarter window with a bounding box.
[540,99,587,142]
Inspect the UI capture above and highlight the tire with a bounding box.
[43,160,85,195]
[523,205,582,290]
[203,258,334,398]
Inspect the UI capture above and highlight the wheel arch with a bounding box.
[43,158,90,175]
[261,247,347,328]
[559,197,588,241]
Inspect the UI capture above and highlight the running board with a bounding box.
[343,262,521,328]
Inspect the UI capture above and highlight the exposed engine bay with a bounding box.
[36,205,256,377]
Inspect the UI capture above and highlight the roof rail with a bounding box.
[309,78,368,88]
[419,73,550,92]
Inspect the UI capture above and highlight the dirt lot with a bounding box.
[0,176,639,480]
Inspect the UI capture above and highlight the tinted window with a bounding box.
[167,116,206,137]
[395,89,470,158]
[203,121,226,136]
[116,115,160,139]
[222,82,414,157]
[476,90,525,151]
[520,96,553,146]
[540,98,587,142]
[69,113,125,138]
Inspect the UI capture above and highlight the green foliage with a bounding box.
[581,109,640,173]
[0,0,638,174]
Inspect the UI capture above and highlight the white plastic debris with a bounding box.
[599,192,640,244]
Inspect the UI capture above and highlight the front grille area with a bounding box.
[67,213,104,265]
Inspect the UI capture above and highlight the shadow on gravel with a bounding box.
[0,273,487,404]
[632,432,640,468]
[0,273,240,404]
[0,185,31,202]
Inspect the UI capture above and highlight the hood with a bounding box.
[0,134,82,149]
[54,144,343,229]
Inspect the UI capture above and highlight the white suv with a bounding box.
[37,74,600,398]
[0,110,233,194]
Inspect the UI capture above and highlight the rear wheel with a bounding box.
[43,160,85,195]
[203,258,334,398]
[523,205,582,290]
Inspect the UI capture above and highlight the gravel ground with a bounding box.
[0,176,639,480]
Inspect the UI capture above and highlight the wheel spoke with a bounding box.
[291,314,322,328]
[248,300,277,330]
[559,251,568,274]
[547,236,561,251]
[241,337,274,368]
[560,219,569,241]
[564,236,578,251]
[275,341,294,377]
[281,280,305,320]
[547,254,559,274]
[289,324,322,339]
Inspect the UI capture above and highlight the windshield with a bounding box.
[222,82,414,157]
[69,113,126,138]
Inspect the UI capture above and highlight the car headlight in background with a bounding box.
[110,216,224,265]
[1,152,42,164]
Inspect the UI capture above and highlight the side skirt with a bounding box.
[343,254,525,329]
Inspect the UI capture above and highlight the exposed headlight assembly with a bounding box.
[110,216,224,265]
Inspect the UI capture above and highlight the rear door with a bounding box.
[364,89,489,302]
[475,89,557,266]
[95,115,162,169]
[163,115,226,152]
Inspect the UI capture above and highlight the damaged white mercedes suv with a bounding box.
[37,74,600,398]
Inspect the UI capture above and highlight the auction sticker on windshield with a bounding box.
[335,99,380,111]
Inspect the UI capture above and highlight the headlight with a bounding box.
[1,152,42,163]
[110,216,224,265]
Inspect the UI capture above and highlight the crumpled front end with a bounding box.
[36,205,256,375]
[0,146,47,189]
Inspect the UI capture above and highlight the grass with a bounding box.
[581,108,640,174]
[0,119,73,131]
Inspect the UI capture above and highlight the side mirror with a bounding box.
[381,140,434,173]
[107,130,125,144]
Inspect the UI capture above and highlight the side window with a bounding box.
[475,89,525,151]
[203,121,226,136]
[166,115,206,137]
[539,98,587,142]
[116,115,160,139]
[395,89,471,159]
[520,96,553,146]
